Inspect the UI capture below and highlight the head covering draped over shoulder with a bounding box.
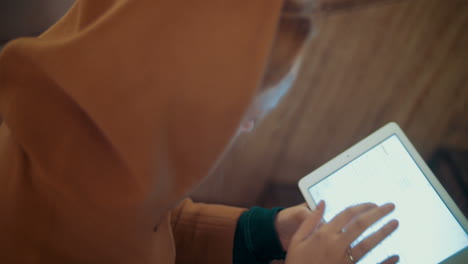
[0,0,284,262]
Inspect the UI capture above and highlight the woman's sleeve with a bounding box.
[233,207,287,264]
[171,199,246,264]
[171,199,286,264]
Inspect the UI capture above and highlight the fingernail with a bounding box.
[390,219,399,228]
[318,200,326,211]
[381,255,399,264]
[383,203,395,210]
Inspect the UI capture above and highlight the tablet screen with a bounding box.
[308,135,468,263]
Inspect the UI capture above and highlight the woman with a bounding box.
[0,0,399,263]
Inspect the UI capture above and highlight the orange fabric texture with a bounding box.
[171,199,246,264]
[0,0,283,263]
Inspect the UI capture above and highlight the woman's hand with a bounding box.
[285,201,399,264]
[275,203,313,250]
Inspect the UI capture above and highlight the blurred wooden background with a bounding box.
[193,0,468,208]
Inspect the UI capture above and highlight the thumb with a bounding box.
[298,202,310,210]
[292,201,325,242]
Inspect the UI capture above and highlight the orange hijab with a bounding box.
[0,0,284,262]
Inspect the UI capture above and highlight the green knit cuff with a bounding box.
[233,207,286,264]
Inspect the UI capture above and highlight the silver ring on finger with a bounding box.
[347,247,356,264]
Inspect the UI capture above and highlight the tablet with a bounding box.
[298,122,468,264]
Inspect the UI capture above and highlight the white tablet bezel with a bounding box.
[298,122,468,234]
